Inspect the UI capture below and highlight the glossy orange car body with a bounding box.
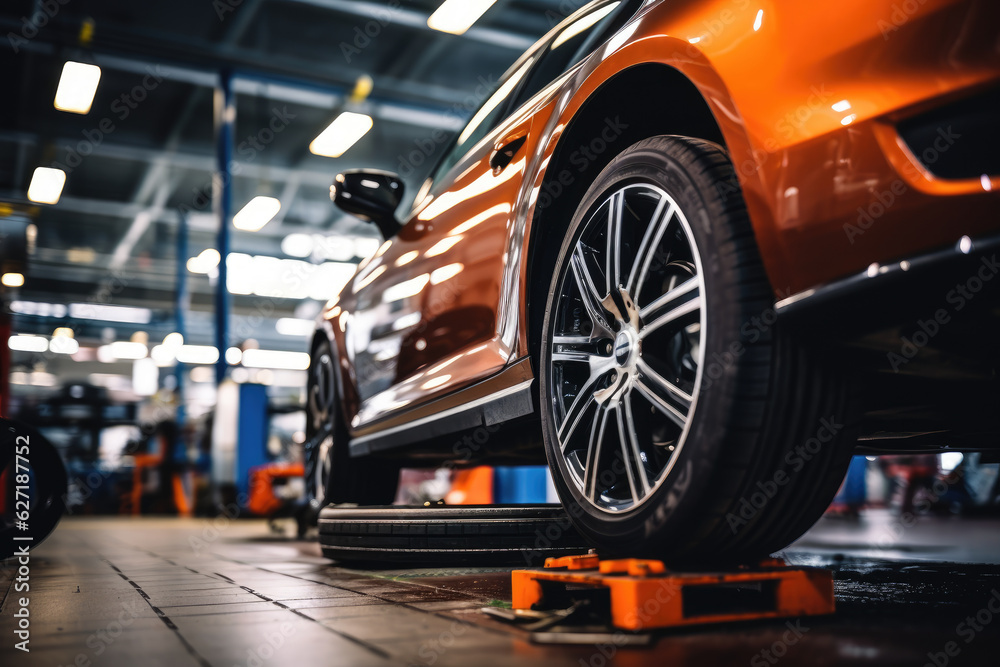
[318,0,1000,453]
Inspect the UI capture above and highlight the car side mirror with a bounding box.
[330,170,405,240]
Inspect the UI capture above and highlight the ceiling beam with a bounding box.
[272,0,535,51]
[0,130,341,188]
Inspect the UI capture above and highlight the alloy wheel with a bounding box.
[548,183,706,513]
[308,350,336,501]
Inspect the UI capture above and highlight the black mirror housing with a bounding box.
[330,170,405,240]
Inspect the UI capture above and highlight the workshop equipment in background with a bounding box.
[248,461,305,531]
[508,554,835,635]
[212,381,270,508]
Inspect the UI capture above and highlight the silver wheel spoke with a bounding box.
[557,352,614,445]
[606,191,625,294]
[582,404,611,502]
[570,246,613,336]
[635,375,689,430]
[636,358,692,412]
[639,278,700,339]
[627,200,673,294]
[617,396,650,501]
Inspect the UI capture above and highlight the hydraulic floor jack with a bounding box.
[487,553,835,641]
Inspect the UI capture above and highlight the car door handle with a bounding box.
[490,133,528,175]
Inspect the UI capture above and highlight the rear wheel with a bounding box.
[305,339,399,510]
[540,135,858,563]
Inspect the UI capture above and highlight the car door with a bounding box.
[342,1,634,431]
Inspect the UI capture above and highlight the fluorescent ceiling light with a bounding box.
[275,318,315,337]
[151,345,176,367]
[8,335,49,353]
[176,345,220,365]
[108,341,148,360]
[225,254,356,300]
[49,337,80,355]
[281,234,315,258]
[162,332,184,348]
[428,0,496,35]
[27,167,67,205]
[225,347,243,365]
[552,2,619,49]
[54,61,102,114]
[69,303,152,324]
[310,112,373,158]
[1,273,24,287]
[9,301,68,318]
[233,196,281,232]
[187,248,221,274]
[241,349,311,370]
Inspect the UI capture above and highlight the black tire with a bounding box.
[305,339,398,509]
[540,135,858,564]
[318,504,591,566]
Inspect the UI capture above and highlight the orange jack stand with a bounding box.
[511,554,835,631]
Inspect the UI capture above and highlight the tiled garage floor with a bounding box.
[2,513,1000,666]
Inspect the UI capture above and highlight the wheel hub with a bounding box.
[614,330,632,366]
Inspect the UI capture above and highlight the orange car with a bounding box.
[307,0,1000,561]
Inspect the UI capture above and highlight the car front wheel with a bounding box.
[540,135,858,563]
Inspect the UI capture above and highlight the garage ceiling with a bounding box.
[0,0,575,399]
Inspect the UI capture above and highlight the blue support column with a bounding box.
[214,70,235,386]
[174,211,189,442]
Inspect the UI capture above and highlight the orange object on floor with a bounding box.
[127,453,161,516]
[512,556,835,631]
[445,466,493,505]
[248,463,304,516]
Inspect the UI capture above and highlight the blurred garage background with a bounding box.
[0,0,996,521]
